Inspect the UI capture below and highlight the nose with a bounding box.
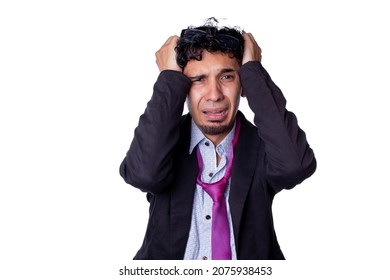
[205,79,224,102]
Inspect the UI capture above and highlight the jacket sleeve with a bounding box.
[119,70,191,194]
[240,61,316,192]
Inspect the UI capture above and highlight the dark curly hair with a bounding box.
[176,18,244,69]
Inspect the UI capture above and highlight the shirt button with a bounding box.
[208,172,213,177]
[205,215,211,220]
[205,142,210,146]
[202,256,208,260]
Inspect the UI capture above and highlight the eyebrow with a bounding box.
[220,68,237,74]
[187,68,238,80]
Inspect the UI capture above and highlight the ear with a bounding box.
[240,88,246,97]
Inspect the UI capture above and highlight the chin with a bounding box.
[198,122,233,136]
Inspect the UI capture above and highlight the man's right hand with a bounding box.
[155,36,182,72]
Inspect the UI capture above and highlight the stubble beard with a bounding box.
[198,121,232,136]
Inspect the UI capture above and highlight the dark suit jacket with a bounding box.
[120,61,316,260]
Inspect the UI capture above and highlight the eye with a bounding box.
[223,74,232,79]
[193,77,204,82]
[190,75,205,83]
[221,74,235,81]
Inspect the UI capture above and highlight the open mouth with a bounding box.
[202,109,228,121]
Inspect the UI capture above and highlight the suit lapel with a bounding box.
[229,112,260,244]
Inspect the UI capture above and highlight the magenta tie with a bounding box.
[196,118,241,260]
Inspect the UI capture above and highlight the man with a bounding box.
[120,19,316,260]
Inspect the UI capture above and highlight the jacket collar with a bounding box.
[229,111,260,245]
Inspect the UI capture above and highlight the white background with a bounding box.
[1,0,389,279]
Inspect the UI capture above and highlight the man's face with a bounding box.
[184,51,242,145]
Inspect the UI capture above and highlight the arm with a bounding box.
[119,36,190,194]
[240,33,316,192]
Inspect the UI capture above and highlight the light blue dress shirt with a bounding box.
[183,119,237,260]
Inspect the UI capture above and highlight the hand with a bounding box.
[242,32,262,64]
[155,35,182,72]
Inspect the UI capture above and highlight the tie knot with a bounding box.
[200,178,228,202]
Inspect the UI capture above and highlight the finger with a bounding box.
[243,32,254,41]
[164,35,176,43]
[166,35,179,46]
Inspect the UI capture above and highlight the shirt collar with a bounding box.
[189,118,237,155]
